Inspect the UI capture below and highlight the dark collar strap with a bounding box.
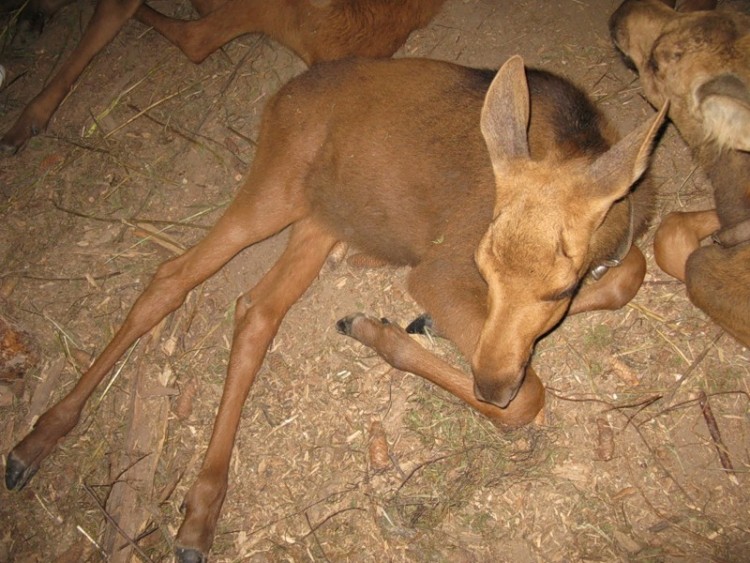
[590,197,634,281]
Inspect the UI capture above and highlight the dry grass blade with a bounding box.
[131,222,186,255]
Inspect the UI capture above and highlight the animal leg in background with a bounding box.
[134,0,271,64]
[0,0,144,153]
[2,0,444,153]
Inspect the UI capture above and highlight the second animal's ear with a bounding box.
[480,55,530,168]
[697,73,750,151]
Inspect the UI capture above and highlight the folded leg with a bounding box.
[654,209,721,281]
[337,314,544,427]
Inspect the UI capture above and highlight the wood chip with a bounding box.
[0,316,38,382]
[174,377,198,421]
[594,417,615,461]
[368,420,391,473]
[609,356,639,386]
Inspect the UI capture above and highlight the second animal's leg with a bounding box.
[135,0,290,64]
[685,243,750,348]
[653,209,721,281]
[174,218,337,563]
[1,0,145,153]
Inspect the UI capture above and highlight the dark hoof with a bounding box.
[406,314,433,334]
[5,451,37,491]
[336,314,360,336]
[175,547,207,563]
[337,314,394,336]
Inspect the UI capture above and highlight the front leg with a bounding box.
[337,314,544,427]
[568,244,647,315]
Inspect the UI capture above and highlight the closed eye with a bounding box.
[543,282,580,302]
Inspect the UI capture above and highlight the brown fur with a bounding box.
[1,0,445,153]
[610,0,750,347]
[4,56,665,561]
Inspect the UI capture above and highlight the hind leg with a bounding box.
[174,218,337,563]
[5,147,308,490]
[685,244,750,348]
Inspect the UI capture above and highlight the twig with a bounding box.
[226,124,257,147]
[82,482,154,562]
[76,525,107,559]
[0,271,121,282]
[607,394,663,428]
[304,511,331,563]
[304,507,366,543]
[52,199,211,230]
[396,448,475,493]
[126,102,241,165]
[130,222,186,255]
[697,390,739,485]
[667,331,724,401]
[636,390,749,428]
[194,43,255,134]
[104,86,191,139]
[248,485,359,537]
[42,133,112,155]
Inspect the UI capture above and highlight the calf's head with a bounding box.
[471,56,666,408]
[610,0,750,151]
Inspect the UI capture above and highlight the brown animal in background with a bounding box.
[610,0,750,347]
[5,55,665,561]
[0,0,445,153]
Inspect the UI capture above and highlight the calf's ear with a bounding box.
[480,55,531,168]
[584,101,668,221]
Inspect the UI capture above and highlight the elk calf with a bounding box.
[5,56,665,561]
[610,0,750,347]
[0,0,444,153]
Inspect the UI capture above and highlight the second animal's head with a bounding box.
[609,0,750,151]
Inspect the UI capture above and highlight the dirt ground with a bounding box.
[1,0,749,561]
